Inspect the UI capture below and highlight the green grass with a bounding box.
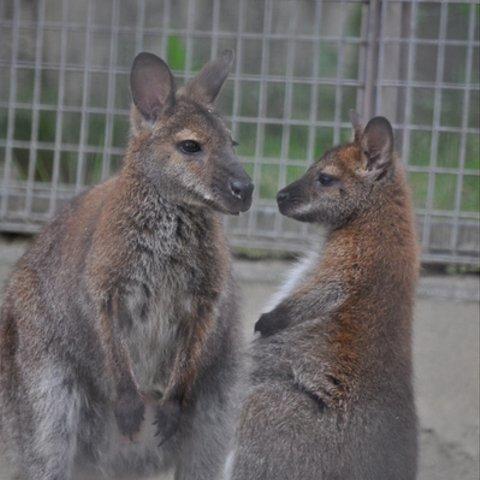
[0,21,478,214]
[166,35,187,71]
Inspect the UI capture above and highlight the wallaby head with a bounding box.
[276,112,396,226]
[128,49,253,214]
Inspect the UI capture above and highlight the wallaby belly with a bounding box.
[125,283,190,395]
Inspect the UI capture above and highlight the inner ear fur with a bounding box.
[181,49,234,105]
[359,116,394,179]
[130,52,175,128]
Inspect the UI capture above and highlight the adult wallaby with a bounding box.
[228,113,419,480]
[0,50,253,480]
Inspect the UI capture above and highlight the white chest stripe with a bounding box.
[263,250,320,312]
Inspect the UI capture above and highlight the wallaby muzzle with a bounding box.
[277,177,307,218]
[214,158,254,214]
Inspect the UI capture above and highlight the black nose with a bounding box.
[277,189,290,204]
[229,179,254,202]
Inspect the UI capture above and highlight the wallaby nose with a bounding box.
[229,179,254,202]
[276,189,290,204]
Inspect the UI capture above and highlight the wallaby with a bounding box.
[0,50,253,480]
[228,113,419,480]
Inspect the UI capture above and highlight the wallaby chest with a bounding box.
[119,202,221,393]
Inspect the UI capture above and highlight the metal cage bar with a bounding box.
[0,0,478,265]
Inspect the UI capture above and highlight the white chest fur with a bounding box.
[123,269,193,395]
[263,249,321,312]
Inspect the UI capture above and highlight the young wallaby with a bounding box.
[0,50,253,480]
[228,113,419,480]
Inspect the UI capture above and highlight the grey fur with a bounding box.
[0,51,248,480]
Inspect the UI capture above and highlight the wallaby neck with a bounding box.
[321,172,418,299]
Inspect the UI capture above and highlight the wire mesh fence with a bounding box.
[0,0,478,265]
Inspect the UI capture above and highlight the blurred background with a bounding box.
[0,0,478,265]
[0,1,478,480]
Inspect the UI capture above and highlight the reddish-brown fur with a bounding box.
[230,115,419,480]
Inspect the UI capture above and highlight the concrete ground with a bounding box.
[0,237,478,480]
[238,260,479,480]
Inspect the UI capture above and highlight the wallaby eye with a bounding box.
[178,140,202,154]
[232,139,239,147]
[318,173,337,187]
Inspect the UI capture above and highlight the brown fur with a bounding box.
[0,51,251,480]
[230,115,419,480]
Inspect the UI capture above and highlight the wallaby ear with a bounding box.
[360,116,394,180]
[349,109,363,143]
[182,49,234,105]
[130,52,175,125]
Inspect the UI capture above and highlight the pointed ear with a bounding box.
[182,50,234,105]
[360,116,394,180]
[349,109,363,143]
[130,52,175,125]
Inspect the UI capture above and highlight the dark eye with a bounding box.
[178,140,201,154]
[318,173,337,187]
[232,139,239,147]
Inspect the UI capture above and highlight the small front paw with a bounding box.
[153,399,181,447]
[114,389,145,440]
[254,308,289,337]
